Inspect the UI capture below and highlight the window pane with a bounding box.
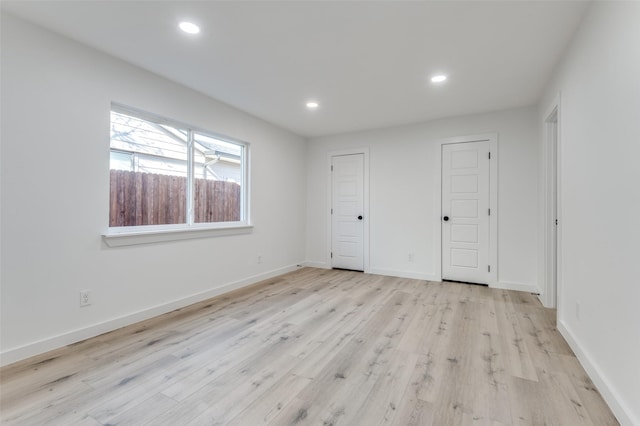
[109,111,187,226]
[193,133,243,223]
[109,151,133,171]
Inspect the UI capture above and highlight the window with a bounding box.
[109,106,247,230]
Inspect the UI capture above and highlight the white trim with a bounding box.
[103,224,253,247]
[187,129,195,221]
[558,320,636,426]
[302,261,330,269]
[327,147,370,273]
[540,93,561,308]
[368,268,439,282]
[491,281,538,294]
[0,264,299,367]
[436,133,498,285]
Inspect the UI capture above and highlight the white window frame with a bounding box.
[103,104,252,247]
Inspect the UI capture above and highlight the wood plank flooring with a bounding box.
[0,268,618,425]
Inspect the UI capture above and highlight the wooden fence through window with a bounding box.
[109,170,241,226]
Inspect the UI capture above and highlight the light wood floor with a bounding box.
[1,268,618,425]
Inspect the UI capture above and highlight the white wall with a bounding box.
[538,2,640,425]
[306,106,539,291]
[0,14,307,365]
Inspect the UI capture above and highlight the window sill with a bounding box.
[102,223,253,247]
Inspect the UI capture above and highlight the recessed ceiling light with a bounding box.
[179,22,200,35]
[306,102,319,109]
[431,74,447,83]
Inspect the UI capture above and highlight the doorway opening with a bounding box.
[543,102,560,308]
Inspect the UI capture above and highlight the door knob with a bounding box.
[443,216,449,221]
[357,215,363,220]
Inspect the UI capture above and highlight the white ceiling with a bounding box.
[2,1,589,138]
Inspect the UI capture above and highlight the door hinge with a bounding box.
[488,208,491,216]
[331,165,334,171]
[488,265,491,272]
[488,152,491,159]
[331,252,333,258]
[331,208,333,214]
[555,219,558,225]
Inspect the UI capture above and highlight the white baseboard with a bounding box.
[302,261,330,269]
[368,268,439,281]
[492,280,539,294]
[536,290,554,308]
[558,320,636,426]
[0,264,301,367]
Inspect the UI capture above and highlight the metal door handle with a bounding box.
[443,216,449,222]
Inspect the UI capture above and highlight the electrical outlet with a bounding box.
[257,254,263,264]
[408,252,414,262]
[80,290,91,307]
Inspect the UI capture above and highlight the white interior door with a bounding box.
[332,154,364,271]
[442,141,491,284]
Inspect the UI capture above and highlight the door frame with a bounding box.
[541,94,562,308]
[436,134,498,285]
[327,147,370,273]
